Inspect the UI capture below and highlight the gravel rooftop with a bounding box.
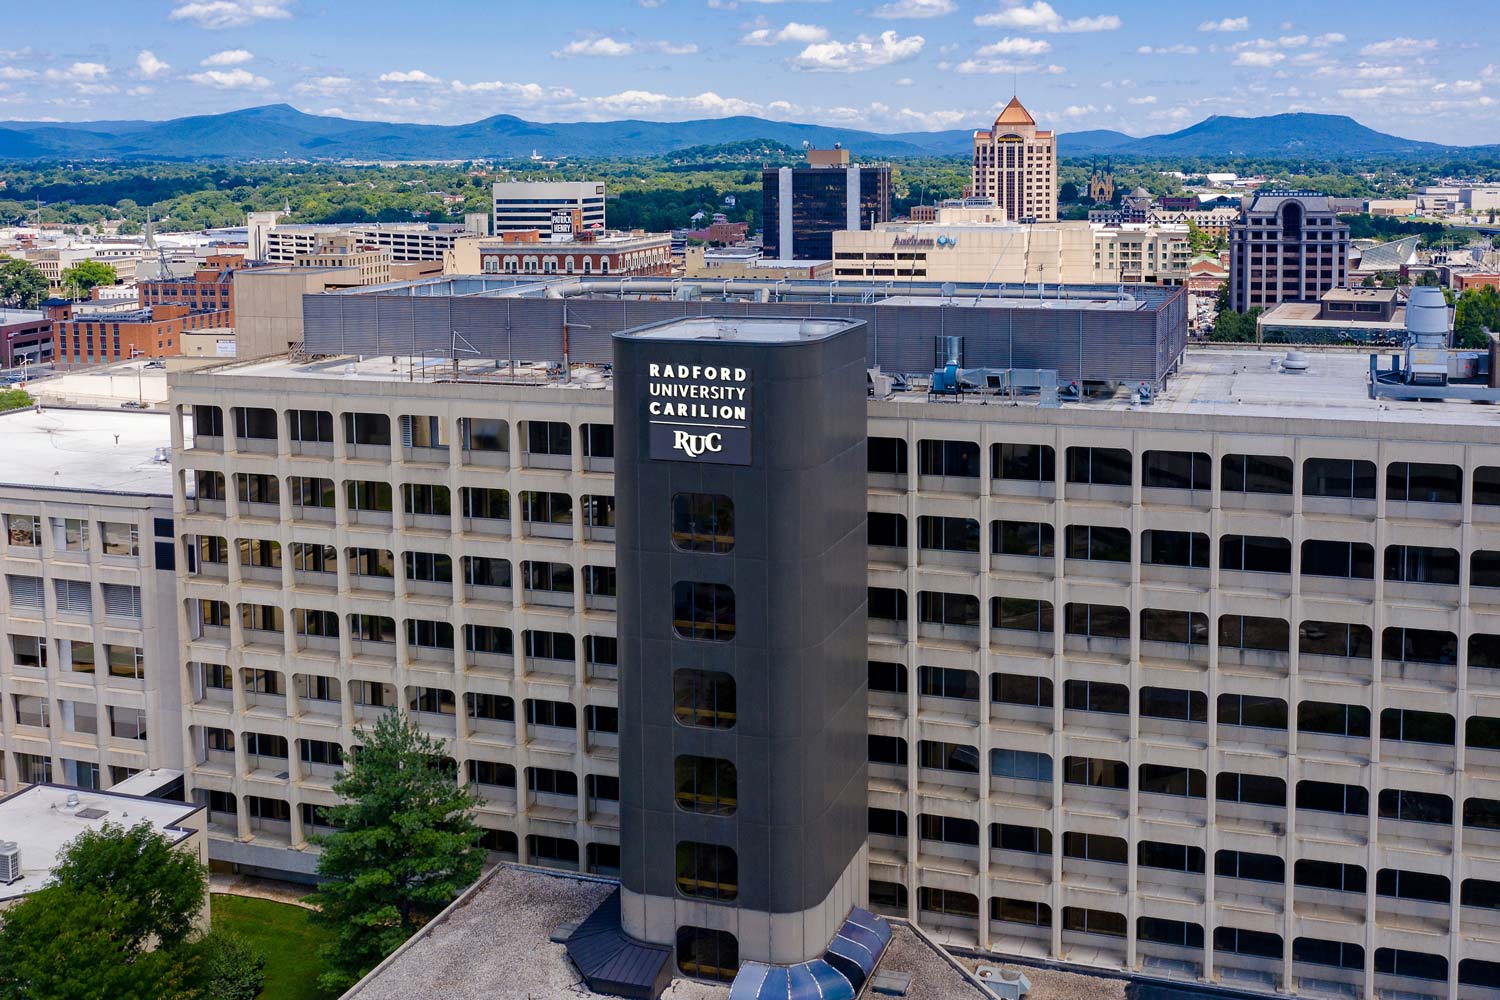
[957,955,1129,1000]
[345,863,1014,1000]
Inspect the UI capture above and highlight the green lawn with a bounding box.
[211,893,338,1000]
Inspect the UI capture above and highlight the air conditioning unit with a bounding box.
[0,842,22,885]
[975,965,1031,1000]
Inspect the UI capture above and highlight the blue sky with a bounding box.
[0,0,1496,143]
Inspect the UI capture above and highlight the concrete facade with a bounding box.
[0,410,182,798]
[971,98,1057,224]
[160,346,1500,998]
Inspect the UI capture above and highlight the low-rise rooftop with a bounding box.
[0,783,203,902]
[0,406,173,495]
[344,864,987,1000]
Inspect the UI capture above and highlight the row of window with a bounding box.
[871,739,1500,823]
[193,407,612,459]
[192,602,616,663]
[876,442,1491,506]
[193,542,615,597]
[873,517,1487,586]
[193,474,615,528]
[872,591,1500,665]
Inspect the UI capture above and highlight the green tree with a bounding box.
[0,885,196,1000]
[190,929,265,1000]
[1058,180,1079,204]
[0,389,31,411]
[59,258,117,299]
[0,257,48,309]
[49,820,208,952]
[0,822,223,1000]
[309,709,484,993]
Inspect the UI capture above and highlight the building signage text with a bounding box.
[645,362,751,465]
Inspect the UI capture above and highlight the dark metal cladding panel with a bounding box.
[616,318,869,929]
[301,285,1186,384]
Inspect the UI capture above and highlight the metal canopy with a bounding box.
[726,908,892,1000]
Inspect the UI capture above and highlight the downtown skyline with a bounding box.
[0,1,1495,145]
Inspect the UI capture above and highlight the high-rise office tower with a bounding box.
[761,148,892,261]
[971,96,1057,222]
[1229,191,1350,312]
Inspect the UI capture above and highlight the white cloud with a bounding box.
[135,51,170,78]
[1128,94,1157,104]
[557,37,636,57]
[1198,16,1249,32]
[554,36,695,57]
[973,2,1120,33]
[45,62,108,83]
[956,57,1064,74]
[0,66,37,80]
[292,75,353,96]
[872,0,956,17]
[580,89,764,117]
[1137,43,1197,55]
[379,69,442,84]
[187,67,270,88]
[1483,64,1500,81]
[1310,32,1344,47]
[792,30,925,71]
[168,0,293,29]
[1059,103,1097,118]
[1434,79,1483,94]
[127,85,154,97]
[740,22,829,45]
[1360,37,1437,57]
[1234,50,1285,67]
[202,49,254,66]
[894,76,914,85]
[976,36,1052,56]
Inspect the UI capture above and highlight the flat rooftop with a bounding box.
[0,407,173,495]
[617,316,857,343]
[0,783,202,902]
[198,347,1500,430]
[344,864,986,1000]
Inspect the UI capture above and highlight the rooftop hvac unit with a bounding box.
[0,842,20,885]
[976,965,1031,1000]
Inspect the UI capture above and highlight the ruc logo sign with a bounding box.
[673,430,723,457]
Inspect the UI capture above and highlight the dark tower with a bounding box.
[613,316,870,981]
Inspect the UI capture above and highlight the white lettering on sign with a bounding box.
[673,431,723,457]
[645,358,752,464]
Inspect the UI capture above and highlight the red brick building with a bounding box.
[1457,273,1500,292]
[54,303,231,368]
[0,309,53,368]
[479,231,671,277]
[137,253,250,323]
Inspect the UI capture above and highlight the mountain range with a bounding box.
[0,104,1488,162]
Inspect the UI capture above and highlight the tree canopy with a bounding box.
[59,259,117,299]
[0,258,48,309]
[0,821,262,1000]
[308,709,484,993]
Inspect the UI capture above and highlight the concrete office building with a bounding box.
[492,181,607,237]
[262,223,483,267]
[761,148,892,261]
[830,216,1189,286]
[1229,192,1351,313]
[971,97,1057,223]
[0,409,182,797]
[161,275,1500,999]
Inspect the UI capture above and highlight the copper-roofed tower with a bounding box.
[971,96,1057,222]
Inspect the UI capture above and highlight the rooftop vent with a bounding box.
[976,966,1032,1000]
